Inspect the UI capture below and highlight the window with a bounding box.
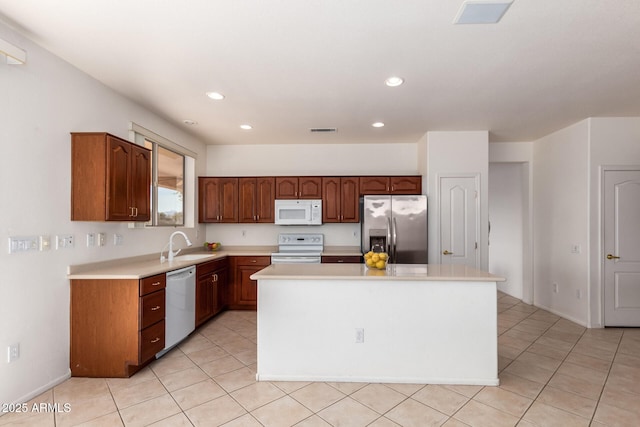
[145,141,185,226]
[130,122,197,228]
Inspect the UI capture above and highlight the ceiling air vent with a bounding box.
[309,128,337,133]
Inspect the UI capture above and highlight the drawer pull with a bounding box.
[151,281,161,286]
[151,337,160,343]
[251,259,257,263]
[151,305,161,311]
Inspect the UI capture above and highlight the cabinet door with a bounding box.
[213,268,228,315]
[130,145,151,221]
[275,177,298,199]
[322,177,341,223]
[219,178,239,222]
[195,274,215,327]
[359,177,390,195]
[237,266,259,306]
[340,177,360,222]
[255,177,275,222]
[238,178,257,223]
[391,176,421,194]
[198,177,221,222]
[299,177,322,199]
[106,136,132,221]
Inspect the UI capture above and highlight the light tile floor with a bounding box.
[2,291,639,426]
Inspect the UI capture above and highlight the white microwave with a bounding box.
[274,199,322,225]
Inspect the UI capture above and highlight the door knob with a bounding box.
[606,254,620,260]
[443,250,453,255]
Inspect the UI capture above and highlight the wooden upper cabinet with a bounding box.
[71,132,151,221]
[322,177,360,223]
[198,177,239,223]
[360,176,422,195]
[275,177,322,199]
[239,177,275,223]
[390,176,422,194]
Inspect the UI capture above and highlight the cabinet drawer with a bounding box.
[139,320,165,363]
[321,256,362,264]
[197,258,227,277]
[140,290,165,329]
[235,256,271,266]
[140,273,166,296]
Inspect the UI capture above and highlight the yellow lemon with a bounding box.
[378,252,388,260]
[376,260,386,269]
[371,254,380,263]
[366,258,375,267]
[366,251,374,259]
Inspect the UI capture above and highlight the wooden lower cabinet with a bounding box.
[196,258,228,327]
[229,256,271,310]
[321,255,362,263]
[70,273,166,377]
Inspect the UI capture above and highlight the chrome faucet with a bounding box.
[163,231,193,262]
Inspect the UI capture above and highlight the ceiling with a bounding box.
[1,0,639,145]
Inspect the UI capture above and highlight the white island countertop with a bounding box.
[251,263,505,282]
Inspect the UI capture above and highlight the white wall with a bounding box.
[489,163,524,298]
[587,117,640,327]
[532,120,590,325]
[425,132,489,269]
[0,22,208,405]
[489,142,533,303]
[204,143,420,246]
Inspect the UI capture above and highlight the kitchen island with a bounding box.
[251,263,504,386]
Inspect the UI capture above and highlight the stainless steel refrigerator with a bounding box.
[361,195,428,264]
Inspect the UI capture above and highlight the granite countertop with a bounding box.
[67,245,364,280]
[251,263,505,282]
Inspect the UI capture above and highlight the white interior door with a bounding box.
[604,169,640,326]
[439,175,479,268]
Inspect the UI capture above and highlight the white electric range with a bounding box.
[270,233,324,264]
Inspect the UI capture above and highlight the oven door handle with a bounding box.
[271,257,321,264]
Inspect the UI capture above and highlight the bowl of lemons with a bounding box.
[363,250,388,270]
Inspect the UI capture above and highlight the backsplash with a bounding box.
[205,223,360,247]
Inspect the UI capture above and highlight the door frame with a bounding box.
[435,173,481,267]
[598,165,640,327]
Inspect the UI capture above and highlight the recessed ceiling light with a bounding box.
[240,124,253,130]
[372,122,385,128]
[453,1,513,24]
[206,91,225,100]
[385,76,404,87]
[183,119,197,125]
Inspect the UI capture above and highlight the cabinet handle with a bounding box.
[256,215,260,221]
[251,259,257,263]
[151,337,160,343]
[338,260,344,263]
[151,281,161,286]
[134,207,138,217]
[129,207,135,217]
[151,305,161,311]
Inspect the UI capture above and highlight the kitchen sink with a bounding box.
[173,254,216,261]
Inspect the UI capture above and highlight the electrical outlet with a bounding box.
[553,283,559,293]
[86,233,96,247]
[7,343,19,363]
[98,233,106,247]
[113,234,123,246]
[570,244,581,254]
[355,328,364,343]
[55,234,74,249]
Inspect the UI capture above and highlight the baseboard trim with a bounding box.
[11,369,71,405]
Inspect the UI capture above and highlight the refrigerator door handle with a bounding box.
[386,217,392,261]
[392,217,398,263]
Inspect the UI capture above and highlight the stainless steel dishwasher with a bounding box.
[157,265,196,357]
